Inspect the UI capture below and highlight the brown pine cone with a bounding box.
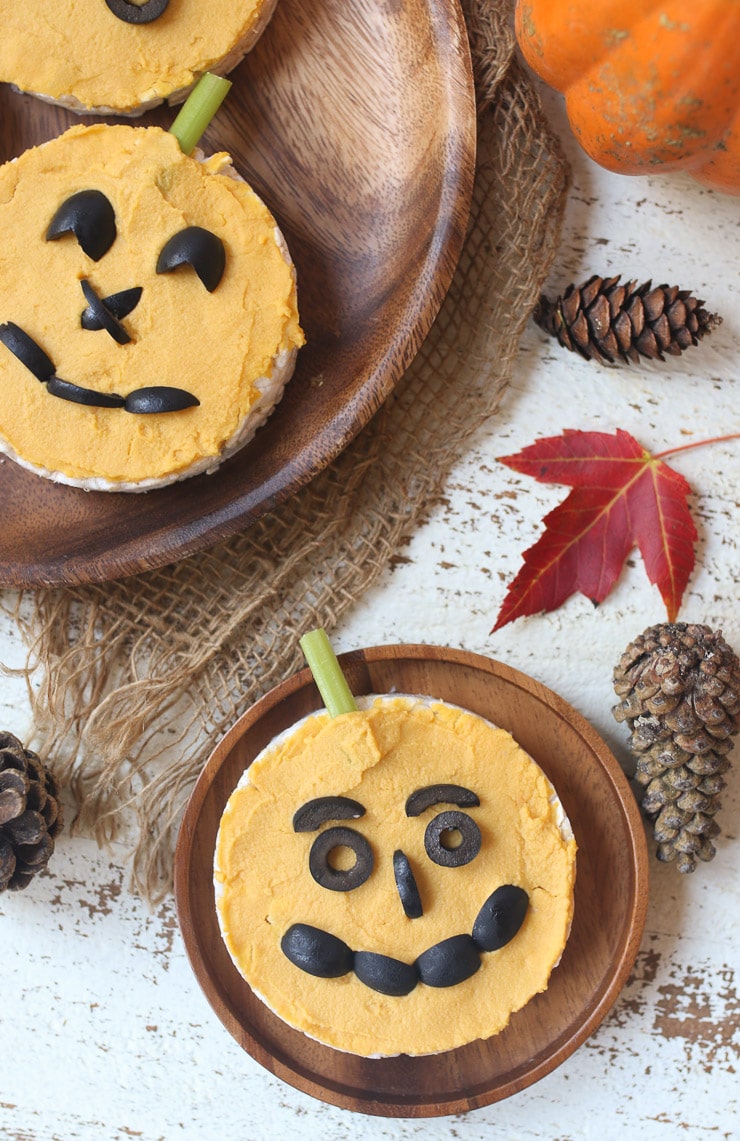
[0,732,63,892]
[534,274,721,365]
[612,622,739,873]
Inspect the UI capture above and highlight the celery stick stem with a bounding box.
[300,629,358,718]
[169,73,232,155]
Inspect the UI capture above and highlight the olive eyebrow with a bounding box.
[292,796,366,833]
[405,784,480,818]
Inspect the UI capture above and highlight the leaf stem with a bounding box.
[169,73,232,156]
[299,628,358,717]
[653,432,740,460]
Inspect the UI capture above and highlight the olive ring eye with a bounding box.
[105,0,169,24]
[309,826,373,892]
[424,810,481,868]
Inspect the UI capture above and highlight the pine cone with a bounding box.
[534,275,721,365]
[612,623,739,873]
[0,732,63,892]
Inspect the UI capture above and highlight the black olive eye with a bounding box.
[424,810,481,868]
[105,0,169,23]
[46,190,116,261]
[156,226,226,292]
[308,826,373,892]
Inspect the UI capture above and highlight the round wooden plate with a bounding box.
[174,644,649,1117]
[0,0,475,587]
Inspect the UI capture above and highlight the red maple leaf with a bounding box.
[492,428,697,631]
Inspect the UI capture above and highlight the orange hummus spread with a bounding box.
[0,123,304,491]
[214,695,577,1057]
[0,0,278,115]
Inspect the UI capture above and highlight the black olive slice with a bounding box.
[156,226,226,292]
[415,934,481,988]
[354,951,419,996]
[424,810,481,868]
[472,884,530,952]
[308,826,373,892]
[47,377,125,408]
[124,386,199,414]
[46,190,116,261]
[293,796,366,833]
[405,784,480,817]
[80,279,131,345]
[105,0,169,23]
[0,322,55,381]
[280,923,353,978]
[81,286,142,328]
[392,849,423,919]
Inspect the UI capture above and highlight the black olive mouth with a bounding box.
[0,320,199,414]
[280,883,530,997]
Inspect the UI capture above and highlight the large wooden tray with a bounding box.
[174,644,649,1117]
[0,0,475,586]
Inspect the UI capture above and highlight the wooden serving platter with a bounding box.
[0,0,475,586]
[174,644,649,1117]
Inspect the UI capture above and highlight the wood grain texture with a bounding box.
[0,0,475,587]
[174,644,649,1117]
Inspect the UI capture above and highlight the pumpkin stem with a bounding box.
[169,73,232,156]
[300,629,358,718]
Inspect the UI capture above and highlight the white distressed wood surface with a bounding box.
[1,82,739,1140]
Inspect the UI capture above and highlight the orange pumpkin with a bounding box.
[514,1,740,194]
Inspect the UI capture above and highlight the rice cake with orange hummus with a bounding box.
[214,694,577,1057]
[0,0,279,116]
[0,122,304,491]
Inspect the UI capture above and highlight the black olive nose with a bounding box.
[80,279,143,344]
[393,849,423,919]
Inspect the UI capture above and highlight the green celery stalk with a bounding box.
[169,73,232,156]
[299,629,358,718]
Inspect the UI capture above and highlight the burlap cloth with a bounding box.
[8,0,570,902]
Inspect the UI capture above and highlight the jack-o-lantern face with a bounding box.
[0,0,277,114]
[3,188,226,414]
[0,123,303,489]
[214,696,577,1057]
